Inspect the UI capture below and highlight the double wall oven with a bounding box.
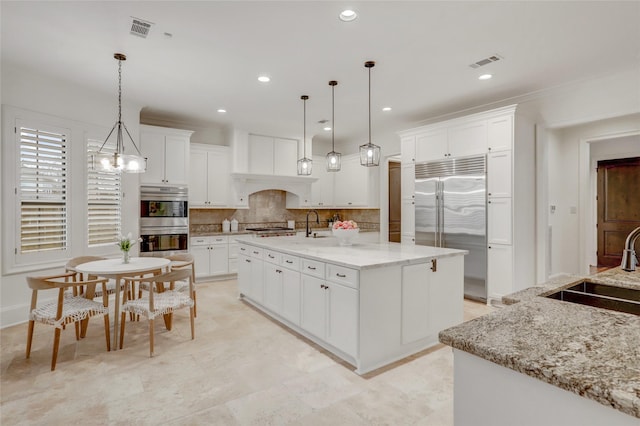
[139,186,189,257]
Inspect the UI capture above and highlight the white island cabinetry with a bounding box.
[237,237,465,374]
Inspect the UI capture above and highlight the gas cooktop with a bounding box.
[245,227,293,232]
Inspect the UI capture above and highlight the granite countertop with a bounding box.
[191,231,255,237]
[439,267,640,419]
[238,236,467,270]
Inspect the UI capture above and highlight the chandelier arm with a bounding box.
[121,122,143,156]
[97,122,119,153]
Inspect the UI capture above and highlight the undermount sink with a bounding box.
[546,281,640,316]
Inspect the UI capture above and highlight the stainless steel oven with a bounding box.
[140,186,189,257]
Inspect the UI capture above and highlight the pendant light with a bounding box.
[93,53,146,173]
[359,60,381,167]
[297,95,313,175]
[326,80,341,172]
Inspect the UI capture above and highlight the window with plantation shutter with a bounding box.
[87,138,122,246]
[18,124,68,254]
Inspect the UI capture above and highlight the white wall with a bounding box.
[1,62,143,327]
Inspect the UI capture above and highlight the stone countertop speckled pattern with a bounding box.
[440,267,640,419]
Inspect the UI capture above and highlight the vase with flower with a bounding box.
[116,233,142,264]
[332,220,360,246]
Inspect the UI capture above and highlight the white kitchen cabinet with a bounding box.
[248,134,298,176]
[415,129,448,162]
[487,244,513,300]
[487,114,513,152]
[414,122,486,163]
[190,236,229,278]
[248,251,264,303]
[301,274,326,339]
[448,119,487,157]
[401,257,462,344]
[310,155,335,207]
[263,262,284,314]
[401,163,415,198]
[401,198,415,244]
[488,150,512,198]
[400,135,415,164]
[326,280,358,357]
[488,197,512,245]
[334,154,375,208]
[140,125,192,185]
[189,144,229,207]
[237,254,252,296]
[281,259,301,325]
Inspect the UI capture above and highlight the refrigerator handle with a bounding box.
[438,180,444,247]
[435,180,441,247]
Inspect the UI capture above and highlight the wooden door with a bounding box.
[597,157,640,267]
[389,161,401,242]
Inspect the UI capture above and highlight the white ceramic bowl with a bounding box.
[332,228,359,246]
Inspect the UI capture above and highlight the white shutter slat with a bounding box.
[87,138,121,246]
[19,126,68,254]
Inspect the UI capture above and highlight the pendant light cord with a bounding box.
[368,65,372,145]
[331,83,335,151]
[303,97,306,157]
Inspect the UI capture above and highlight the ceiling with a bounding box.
[2,1,639,152]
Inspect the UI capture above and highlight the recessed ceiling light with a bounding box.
[323,127,332,131]
[258,75,270,83]
[217,109,227,113]
[478,74,493,80]
[339,9,357,22]
[382,107,392,112]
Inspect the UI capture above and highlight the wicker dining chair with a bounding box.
[137,253,197,317]
[119,268,195,357]
[26,272,111,371]
[165,253,197,316]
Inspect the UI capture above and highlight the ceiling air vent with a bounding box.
[469,54,503,69]
[130,17,153,38]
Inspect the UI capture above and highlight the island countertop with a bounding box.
[237,236,467,270]
[439,267,640,419]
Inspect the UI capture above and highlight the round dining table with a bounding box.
[75,256,171,350]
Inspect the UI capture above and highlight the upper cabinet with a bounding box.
[248,134,298,176]
[333,155,379,208]
[140,125,193,185]
[189,144,230,207]
[310,155,334,208]
[414,122,487,163]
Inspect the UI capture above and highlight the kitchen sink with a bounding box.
[545,281,640,316]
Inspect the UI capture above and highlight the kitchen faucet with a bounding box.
[621,226,640,271]
[306,210,319,237]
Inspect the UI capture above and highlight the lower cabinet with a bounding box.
[237,254,252,296]
[281,267,301,325]
[237,246,264,302]
[301,267,358,357]
[401,256,464,344]
[488,244,513,301]
[264,263,284,313]
[191,236,229,278]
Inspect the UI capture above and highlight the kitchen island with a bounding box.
[236,236,467,374]
[439,267,640,426]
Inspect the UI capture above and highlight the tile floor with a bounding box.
[0,279,493,425]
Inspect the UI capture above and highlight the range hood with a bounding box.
[231,173,317,199]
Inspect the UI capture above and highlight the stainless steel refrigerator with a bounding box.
[415,155,487,301]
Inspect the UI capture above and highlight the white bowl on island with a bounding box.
[332,228,359,246]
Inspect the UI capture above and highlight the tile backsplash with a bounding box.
[190,190,379,234]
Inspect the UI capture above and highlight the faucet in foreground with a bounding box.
[306,210,319,238]
[621,226,640,272]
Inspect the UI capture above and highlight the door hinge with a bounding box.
[430,258,437,272]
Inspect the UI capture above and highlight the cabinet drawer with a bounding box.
[264,249,282,264]
[191,236,211,246]
[281,254,300,271]
[326,264,359,289]
[238,244,250,256]
[301,258,325,279]
[249,246,264,259]
[210,236,228,245]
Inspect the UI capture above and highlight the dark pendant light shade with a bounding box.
[359,60,381,167]
[326,80,341,172]
[93,53,146,173]
[297,95,313,175]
